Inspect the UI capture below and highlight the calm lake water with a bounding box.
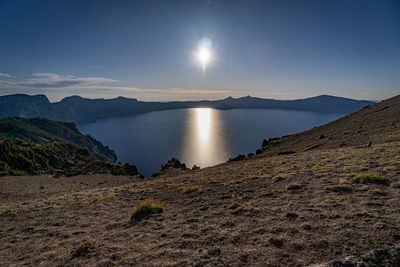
[78,108,344,176]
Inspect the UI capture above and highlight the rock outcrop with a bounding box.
[152,158,187,177]
[311,243,400,267]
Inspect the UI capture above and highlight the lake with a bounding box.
[78,108,344,176]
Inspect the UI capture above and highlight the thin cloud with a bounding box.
[77,85,231,94]
[0,72,231,97]
[18,73,117,88]
[0,73,117,92]
[168,88,229,94]
[0,72,12,78]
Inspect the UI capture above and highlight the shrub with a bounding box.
[239,251,249,262]
[230,207,245,215]
[207,247,221,256]
[285,211,299,219]
[228,154,246,162]
[390,182,400,188]
[361,201,383,207]
[286,183,302,190]
[111,165,126,175]
[367,189,386,196]
[354,211,374,217]
[9,169,28,176]
[72,241,99,258]
[228,202,240,209]
[352,173,388,185]
[131,199,166,221]
[268,236,284,248]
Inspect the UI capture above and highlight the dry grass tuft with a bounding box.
[180,185,201,194]
[325,184,352,193]
[352,173,388,185]
[301,144,319,152]
[131,199,166,221]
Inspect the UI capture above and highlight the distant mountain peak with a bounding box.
[115,96,137,101]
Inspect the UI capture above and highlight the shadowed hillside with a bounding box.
[0,117,142,177]
[0,138,140,177]
[0,117,116,162]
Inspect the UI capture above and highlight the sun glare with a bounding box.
[197,37,213,73]
[198,48,211,73]
[198,48,210,63]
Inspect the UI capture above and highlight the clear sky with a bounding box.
[0,0,399,102]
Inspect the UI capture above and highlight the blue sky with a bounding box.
[0,0,399,102]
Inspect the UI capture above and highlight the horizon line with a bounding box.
[0,92,382,103]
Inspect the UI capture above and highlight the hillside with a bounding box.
[257,95,400,156]
[0,138,140,177]
[0,95,399,266]
[0,94,374,123]
[0,117,116,162]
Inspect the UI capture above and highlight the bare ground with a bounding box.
[1,138,400,266]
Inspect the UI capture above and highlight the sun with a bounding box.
[198,48,210,64]
[197,37,213,73]
[198,47,211,73]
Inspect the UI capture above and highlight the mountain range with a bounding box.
[0,94,375,124]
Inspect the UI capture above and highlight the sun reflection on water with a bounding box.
[196,108,211,142]
[181,108,228,169]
